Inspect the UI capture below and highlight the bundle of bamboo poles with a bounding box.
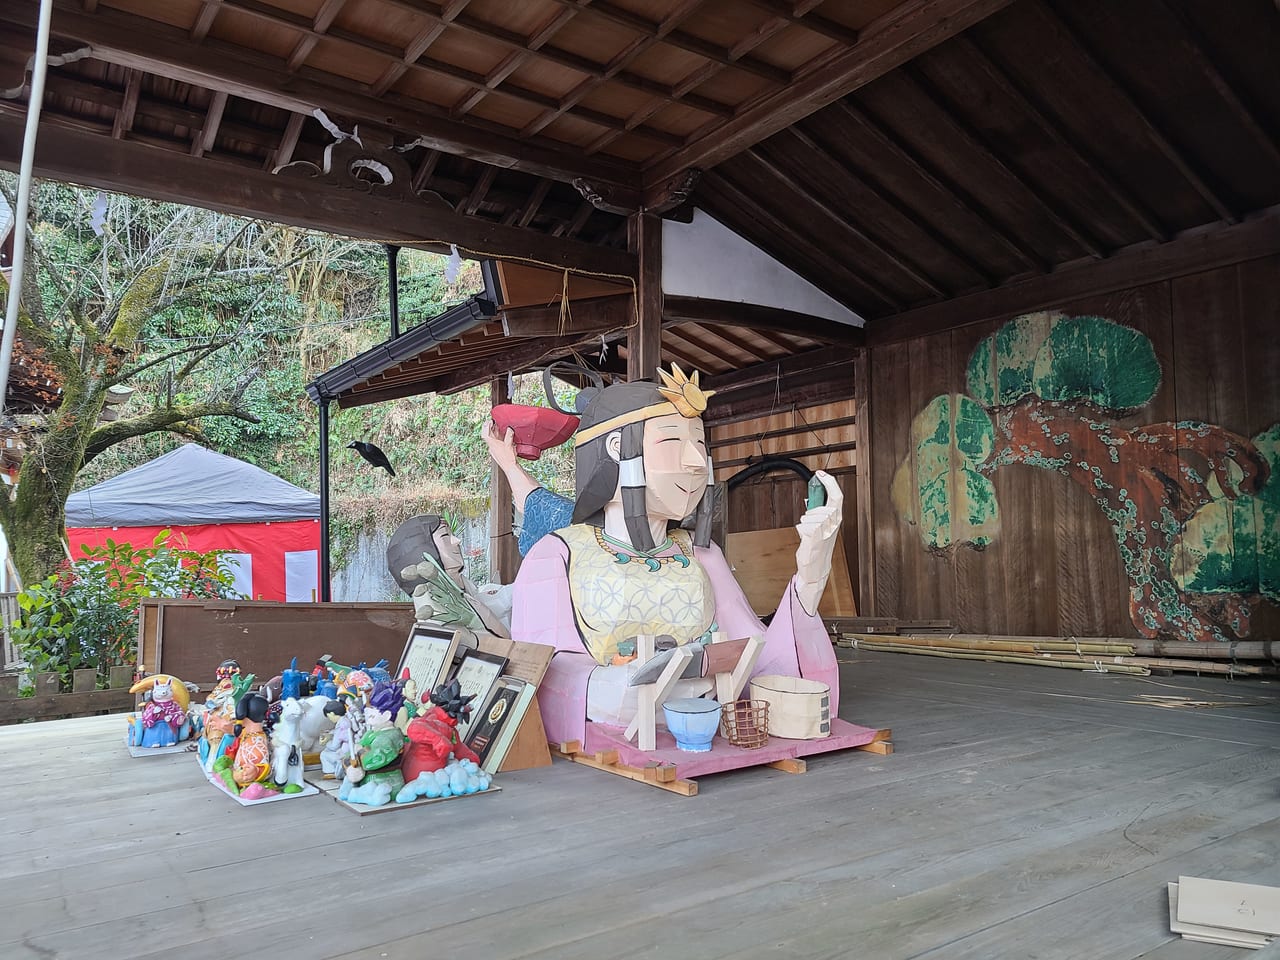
[838,633,1280,677]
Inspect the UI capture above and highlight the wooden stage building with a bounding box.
[1,651,1277,960]
[1,1,1279,954]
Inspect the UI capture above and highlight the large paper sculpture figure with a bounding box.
[504,365,843,747]
[387,514,510,636]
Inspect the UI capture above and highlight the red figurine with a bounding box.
[400,680,480,784]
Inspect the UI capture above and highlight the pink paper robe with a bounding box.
[512,529,839,746]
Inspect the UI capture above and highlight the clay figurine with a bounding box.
[401,679,481,784]
[126,674,195,748]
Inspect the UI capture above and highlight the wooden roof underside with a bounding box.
[1,0,1278,389]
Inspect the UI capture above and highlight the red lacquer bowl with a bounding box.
[490,404,579,460]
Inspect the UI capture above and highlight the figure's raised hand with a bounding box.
[481,421,519,471]
[794,471,844,616]
[480,419,541,512]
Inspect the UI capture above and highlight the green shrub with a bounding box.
[10,530,241,690]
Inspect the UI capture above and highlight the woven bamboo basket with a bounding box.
[719,699,770,749]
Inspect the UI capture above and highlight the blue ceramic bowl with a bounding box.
[662,698,722,752]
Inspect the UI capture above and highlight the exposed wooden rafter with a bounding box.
[190,89,226,158]
[1033,0,1236,223]
[452,5,581,119]
[268,112,305,171]
[830,99,1042,273]
[955,33,1166,242]
[9,1,642,199]
[285,0,348,72]
[663,296,864,346]
[1149,0,1280,169]
[110,67,139,140]
[900,64,1106,259]
[0,112,639,279]
[642,0,1017,186]
[371,0,470,97]
[172,0,683,150]
[787,124,992,284]
[519,0,707,141]
[867,212,1280,345]
[582,1,810,158]
[698,172,903,313]
[749,139,950,298]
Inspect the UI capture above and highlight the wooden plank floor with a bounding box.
[2,649,1277,960]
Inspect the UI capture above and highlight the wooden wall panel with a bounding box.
[869,257,1279,640]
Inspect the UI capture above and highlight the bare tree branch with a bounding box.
[110,334,236,387]
[82,402,259,465]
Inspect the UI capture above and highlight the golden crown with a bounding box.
[574,363,716,446]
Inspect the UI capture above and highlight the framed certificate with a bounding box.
[397,624,460,696]
[449,649,508,738]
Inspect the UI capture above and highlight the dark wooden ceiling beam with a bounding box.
[584,2,809,158]
[285,0,348,72]
[190,89,227,157]
[514,179,553,228]
[867,213,1280,344]
[697,173,902,313]
[520,0,708,140]
[736,0,860,46]
[746,144,949,298]
[267,111,304,170]
[1032,0,1236,223]
[189,0,222,43]
[681,322,775,365]
[830,99,1042,273]
[421,331,613,396]
[198,0,681,148]
[663,295,864,345]
[13,2,642,196]
[789,123,992,284]
[111,67,139,140]
[659,325,732,369]
[540,0,792,85]
[1149,0,1280,169]
[369,0,470,97]
[462,166,497,216]
[956,33,1165,242]
[0,112,638,278]
[655,333,708,371]
[377,0,735,119]
[641,0,1016,187]
[901,64,1106,259]
[410,148,441,192]
[705,343,858,393]
[451,5,580,119]
[499,294,634,338]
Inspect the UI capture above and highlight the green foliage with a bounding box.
[1175,422,1280,601]
[967,312,1161,411]
[10,531,241,690]
[890,394,998,550]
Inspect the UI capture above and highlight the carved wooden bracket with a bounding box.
[274,137,455,212]
[643,167,701,215]
[572,177,641,216]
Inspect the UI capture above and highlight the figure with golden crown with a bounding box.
[485,364,843,747]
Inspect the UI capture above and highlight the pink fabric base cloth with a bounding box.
[580,717,881,778]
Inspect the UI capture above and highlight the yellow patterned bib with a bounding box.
[555,524,715,665]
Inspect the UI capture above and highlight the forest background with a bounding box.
[2,178,575,597]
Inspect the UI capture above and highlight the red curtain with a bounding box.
[66,520,320,602]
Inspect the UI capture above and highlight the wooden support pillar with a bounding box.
[488,378,521,584]
[853,348,875,616]
[627,212,663,382]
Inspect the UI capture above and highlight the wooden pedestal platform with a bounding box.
[552,718,892,796]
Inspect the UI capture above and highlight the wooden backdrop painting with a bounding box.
[892,311,1277,642]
